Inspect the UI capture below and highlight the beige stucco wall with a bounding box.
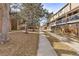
[64,4,70,13]
[54,14,59,20]
[60,9,65,16]
[50,16,54,22]
[71,3,79,10]
[49,3,79,22]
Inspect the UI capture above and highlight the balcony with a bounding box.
[51,12,79,27]
[67,13,79,24]
[55,17,68,26]
[56,12,79,25]
[69,13,79,20]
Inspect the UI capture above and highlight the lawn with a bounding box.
[45,32,78,56]
[0,31,39,56]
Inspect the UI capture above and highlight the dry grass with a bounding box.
[53,31,79,43]
[50,30,79,42]
[0,31,39,56]
[45,32,78,56]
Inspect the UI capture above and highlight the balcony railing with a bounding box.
[67,13,79,21]
[51,12,79,26]
[56,18,67,25]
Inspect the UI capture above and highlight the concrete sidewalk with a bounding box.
[47,31,79,55]
[37,31,57,56]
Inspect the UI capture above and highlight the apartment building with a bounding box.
[48,3,79,37]
[9,12,19,30]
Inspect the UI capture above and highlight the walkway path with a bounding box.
[37,31,57,56]
[47,31,79,55]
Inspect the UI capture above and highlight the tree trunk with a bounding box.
[32,25,35,32]
[0,4,10,44]
[25,22,28,34]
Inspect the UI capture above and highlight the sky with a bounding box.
[42,3,66,13]
[40,3,66,26]
[10,3,66,26]
[11,3,66,13]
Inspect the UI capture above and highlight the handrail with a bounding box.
[51,12,79,27]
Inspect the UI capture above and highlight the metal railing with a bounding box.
[67,13,79,21]
[51,12,79,26]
